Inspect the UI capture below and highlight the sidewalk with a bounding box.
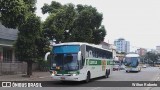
[0,71,53,81]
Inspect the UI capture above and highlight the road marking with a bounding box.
[155,76,159,81]
[146,73,160,90]
[39,76,50,78]
[90,87,101,90]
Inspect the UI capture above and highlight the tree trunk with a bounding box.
[27,60,33,77]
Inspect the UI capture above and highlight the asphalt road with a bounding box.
[0,67,160,90]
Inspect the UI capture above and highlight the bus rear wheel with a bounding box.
[85,72,90,83]
[104,69,110,78]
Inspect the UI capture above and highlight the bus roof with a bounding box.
[125,54,139,57]
[53,42,88,46]
[53,42,112,52]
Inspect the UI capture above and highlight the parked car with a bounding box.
[142,64,147,68]
[113,65,120,71]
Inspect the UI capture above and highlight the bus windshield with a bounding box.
[51,45,80,71]
[51,53,79,71]
[124,57,139,67]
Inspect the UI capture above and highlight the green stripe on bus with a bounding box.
[86,59,114,65]
[87,59,114,65]
[56,70,80,75]
[88,59,102,65]
[107,61,114,65]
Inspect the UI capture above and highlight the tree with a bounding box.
[1,0,49,76]
[42,1,106,44]
[140,55,145,63]
[144,52,159,66]
[15,14,42,76]
[0,0,37,28]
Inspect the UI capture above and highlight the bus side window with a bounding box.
[89,50,93,57]
[80,56,85,69]
[92,50,95,58]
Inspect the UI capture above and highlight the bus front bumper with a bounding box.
[125,67,140,72]
[50,74,83,81]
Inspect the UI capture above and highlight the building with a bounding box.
[114,38,130,53]
[0,23,18,62]
[116,53,125,61]
[137,48,147,56]
[0,23,40,75]
[125,41,130,53]
[100,42,116,59]
[100,41,110,50]
[156,46,160,53]
[110,44,117,59]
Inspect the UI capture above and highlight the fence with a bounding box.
[0,61,27,75]
[0,60,50,75]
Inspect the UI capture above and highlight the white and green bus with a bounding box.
[45,42,114,82]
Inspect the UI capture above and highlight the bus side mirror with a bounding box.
[45,52,51,61]
[78,51,81,61]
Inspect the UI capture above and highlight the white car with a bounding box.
[113,65,120,71]
[120,65,126,70]
[142,65,147,68]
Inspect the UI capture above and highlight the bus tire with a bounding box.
[85,72,90,83]
[126,70,129,73]
[104,69,110,78]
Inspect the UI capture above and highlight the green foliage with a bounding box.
[1,0,49,76]
[15,13,50,62]
[14,13,50,75]
[0,0,26,28]
[0,0,37,28]
[42,1,106,44]
[23,0,37,12]
[38,59,50,71]
[35,34,51,59]
[41,1,62,14]
[0,0,49,62]
[144,52,159,66]
[15,13,41,61]
[43,3,76,43]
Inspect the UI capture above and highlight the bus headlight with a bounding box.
[51,71,57,76]
[53,71,57,74]
[51,73,55,76]
[72,74,77,76]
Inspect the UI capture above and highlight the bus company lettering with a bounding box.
[89,61,98,65]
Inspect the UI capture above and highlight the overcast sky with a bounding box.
[36,0,160,51]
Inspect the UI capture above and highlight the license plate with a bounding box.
[61,77,65,80]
